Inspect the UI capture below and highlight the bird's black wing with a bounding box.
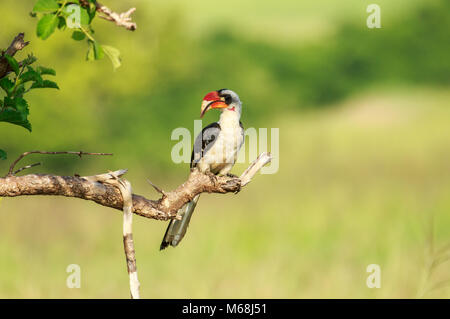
[191,122,221,168]
[240,120,245,142]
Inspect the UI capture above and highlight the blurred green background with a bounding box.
[0,0,449,298]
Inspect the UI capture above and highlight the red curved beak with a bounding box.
[200,91,228,118]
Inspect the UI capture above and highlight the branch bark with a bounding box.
[0,152,271,298]
[96,173,140,298]
[0,33,30,79]
[80,0,137,31]
[0,153,272,221]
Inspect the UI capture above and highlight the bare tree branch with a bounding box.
[0,153,272,221]
[0,33,30,78]
[80,0,137,31]
[146,178,167,197]
[4,33,29,56]
[0,152,271,298]
[95,172,140,298]
[240,152,272,187]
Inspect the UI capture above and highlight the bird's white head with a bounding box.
[200,88,242,118]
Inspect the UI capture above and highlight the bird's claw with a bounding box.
[205,170,217,185]
[225,173,240,193]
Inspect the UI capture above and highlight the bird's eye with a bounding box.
[223,94,232,104]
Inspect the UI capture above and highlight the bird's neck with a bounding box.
[219,107,241,128]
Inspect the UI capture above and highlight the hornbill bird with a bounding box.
[160,89,244,250]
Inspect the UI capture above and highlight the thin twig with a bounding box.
[147,179,167,197]
[7,151,113,176]
[13,162,41,175]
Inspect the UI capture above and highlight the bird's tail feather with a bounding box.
[160,195,200,250]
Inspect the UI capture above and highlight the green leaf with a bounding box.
[22,54,37,67]
[87,5,96,22]
[86,41,95,61]
[93,41,104,60]
[36,66,56,76]
[4,55,20,75]
[3,96,15,109]
[30,80,59,90]
[86,40,104,61]
[14,84,25,97]
[0,109,32,132]
[102,45,122,70]
[88,1,97,18]
[71,30,86,41]
[57,16,66,30]
[36,14,59,40]
[0,149,6,160]
[42,80,59,89]
[13,97,29,116]
[79,7,91,25]
[33,0,60,12]
[0,77,14,94]
[3,96,29,115]
[20,69,43,84]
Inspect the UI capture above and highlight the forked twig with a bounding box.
[7,151,112,176]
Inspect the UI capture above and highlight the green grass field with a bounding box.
[1,87,448,298]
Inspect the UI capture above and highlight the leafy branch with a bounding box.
[1,1,137,158]
[32,0,136,70]
[0,34,59,159]
[0,53,58,132]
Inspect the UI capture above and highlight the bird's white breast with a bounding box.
[198,110,243,174]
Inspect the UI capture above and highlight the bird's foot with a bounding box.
[234,183,241,194]
[205,170,217,185]
[222,173,240,194]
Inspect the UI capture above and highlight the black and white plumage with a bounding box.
[190,122,221,169]
[160,89,244,250]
